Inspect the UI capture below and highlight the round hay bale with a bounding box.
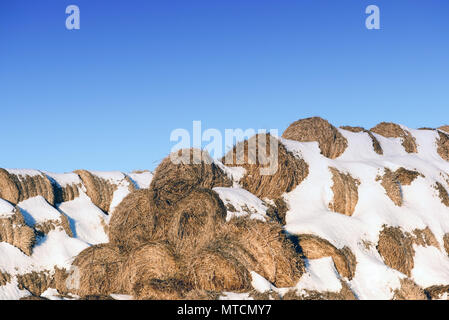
[0,207,35,256]
[295,234,356,280]
[370,122,417,153]
[282,117,348,159]
[119,241,182,295]
[108,189,158,253]
[187,244,251,292]
[223,133,309,199]
[219,217,305,287]
[0,169,19,204]
[163,188,227,252]
[71,243,126,297]
[74,170,117,213]
[434,182,449,207]
[393,278,427,300]
[377,226,414,277]
[328,167,360,216]
[437,131,449,161]
[150,148,232,211]
[340,126,383,155]
[424,285,449,300]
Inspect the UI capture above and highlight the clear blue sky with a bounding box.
[1,0,448,172]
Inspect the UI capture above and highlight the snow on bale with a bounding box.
[434,182,449,207]
[0,169,55,205]
[16,271,54,297]
[376,167,423,206]
[119,241,184,298]
[295,234,356,280]
[150,149,232,212]
[370,122,418,153]
[282,117,348,159]
[424,285,449,300]
[328,167,360,216]
[377,226,415,277]
[0,207,35,256]
[393,278,427,300]
[218,217,305,287]
[109,189,158,253]
[71,243,127,297]
[439,125,449,134]
[340,126,383,155]
[74,170,117,213]
[224,133,309,199]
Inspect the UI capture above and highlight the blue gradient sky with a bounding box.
[1,0,448,172]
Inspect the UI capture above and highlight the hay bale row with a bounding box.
[328,167,360,216]
[0,271,11,286]
[282,117,348,159]
[434,182,449,207]
[393,278,427,300]
[0,169,54,205]
[370,122,418,153]
[224,134,309,199]
[340,126,383,155]
[16,270,54,297]
[150,149,232,211]
[74,170,117,213]
[0,208,35,256]
[377,226,415,277]
[71,243,127,297]
[295,234,356,280]
[424,285,449,300]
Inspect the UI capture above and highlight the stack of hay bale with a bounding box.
[69,148,305,299]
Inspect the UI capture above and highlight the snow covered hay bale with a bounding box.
[109,189,158,253]
[119,241,184,297]
[0,207,35,256]
[377,226,415,277]
[282,117,348,159]
[393,278,427,300]
[223,133,309,199]
[340,126,383,155]
[295,234,356,280]
[74,170,117,213]
[163,188,227,252]
[370,122,417,153]
[150,149,232,211]
[218,217,304,287]
[0,169,55,205]
[71,243,127,297]
[328,167,360,216]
